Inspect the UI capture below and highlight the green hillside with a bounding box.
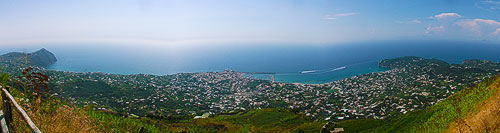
[83,108,325,132]
[334,74,500,132]
[2,87,325,132]
[213,108,325,132]
[2,50,500,132]
[2,72,499,132]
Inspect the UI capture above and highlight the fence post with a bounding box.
[1,87,11,129]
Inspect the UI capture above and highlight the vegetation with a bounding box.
[0,57,325,132]
[85,108,325,132]
[214,108,325,132]
[0,69,8,87]
[329,119,384,132]
[1,85,94,132]
[1,71,324,132]
[2,51,500,132]
[335,74,500,132]
[85,109,163,132]
[0,48,57,67]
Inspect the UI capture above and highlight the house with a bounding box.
[331,128,344,133]
[194,113,211,119]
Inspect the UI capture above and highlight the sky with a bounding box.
[1,0,500,46]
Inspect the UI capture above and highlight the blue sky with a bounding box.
[1,0,500,46]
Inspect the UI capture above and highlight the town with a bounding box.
[1,56,499,122]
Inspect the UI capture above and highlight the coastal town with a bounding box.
[2,56,500,121]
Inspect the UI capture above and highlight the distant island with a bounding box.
[0,48,57,67]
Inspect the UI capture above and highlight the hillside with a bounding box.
[334,73,500,132]
[379,56,500,75]
[4,74,500,132]
[0,48,57,67]
[2,52,500,132]
[11,56,497,120]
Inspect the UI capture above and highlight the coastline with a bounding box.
[46,57,500,85]
[245,60,390,84]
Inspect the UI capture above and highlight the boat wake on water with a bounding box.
[300,70,318,74]
[329,66,346,71]
[300,66,347,74]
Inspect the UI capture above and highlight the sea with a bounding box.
[2,40,500,84]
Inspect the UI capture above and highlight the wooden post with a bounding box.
[139,127,144,133]
[0,110,9,133]
[1,88,41,133]
[1,86,11,129]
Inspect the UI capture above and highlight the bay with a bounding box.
[2,40,500,84]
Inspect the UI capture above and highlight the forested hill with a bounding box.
[0,48,57,67]
[379,56,500,79]
[379,56,500,73]
[379,56,449,68]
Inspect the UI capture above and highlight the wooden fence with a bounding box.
[0,86,41,133]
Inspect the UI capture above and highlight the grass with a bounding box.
[215,108,325,133]
[10,72,498,132]
[2,88,95,133]
[2,86,167,133]
[0,69,324,133]
[3,90,322,133]
[332,119,384,133]
[84,108,323,132]
[86,110,162,132]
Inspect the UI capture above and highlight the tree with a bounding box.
[17,67,49,98]
[0,68,9,87]
[15,67,50,110]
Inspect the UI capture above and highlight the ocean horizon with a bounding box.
[3,40,500,84]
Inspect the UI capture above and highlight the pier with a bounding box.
[242,72,276,82]
[241,72,277,74]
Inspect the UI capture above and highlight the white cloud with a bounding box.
[324,12,359,20]
[425,25,444,34]
[494,28,500,35]
[410,19,422,24]
[476,0,500,11]
[431,13,462,20]
[396,19,421,24]
[456,19,500,35]
[484,0,500,4]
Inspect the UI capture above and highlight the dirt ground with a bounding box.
[446,84,500,133]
